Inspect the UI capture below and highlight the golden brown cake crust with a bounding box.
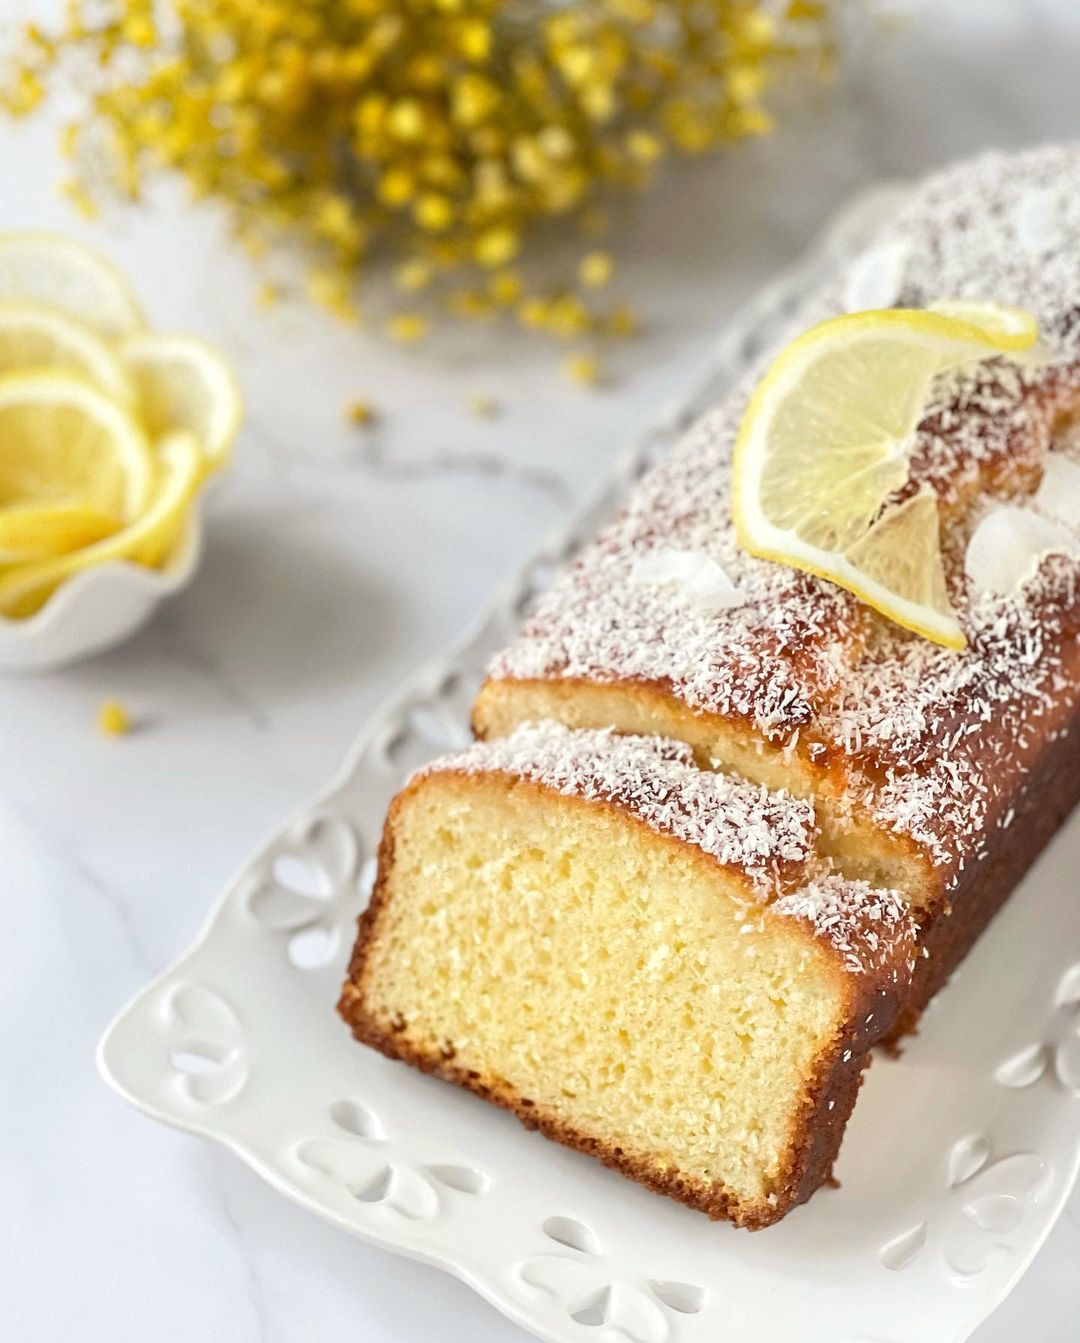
[890,694,1080,1035]
[340,973,871,1230]
[339,753,916,1230]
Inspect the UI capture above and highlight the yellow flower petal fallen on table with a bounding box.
[565,353,602,386]
[346,399,377,426]
[97,698,130,736]
[0,432,202,619]
[467,392,499,418]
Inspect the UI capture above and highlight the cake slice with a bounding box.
[473,145,1080,1026]
[340,723,916,1228]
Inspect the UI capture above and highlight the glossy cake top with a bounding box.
[422,722,914,976]
[488,145,1080,874]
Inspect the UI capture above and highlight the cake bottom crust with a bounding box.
[339,977,873,1231]
[337,772,902,1232]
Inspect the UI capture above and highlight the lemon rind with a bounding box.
[732,306,1038,650]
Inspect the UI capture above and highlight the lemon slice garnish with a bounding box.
[0,370,154,522]
[0,300,135,404]
[0,233,146,338]
[119,332,242,472]
[732,304,1039,649]
[0,500,120,562]
[0,433,202,618]
[927,300,1037,350]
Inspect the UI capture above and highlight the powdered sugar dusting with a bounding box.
[424,721,814,893]
[488,145,1080,877]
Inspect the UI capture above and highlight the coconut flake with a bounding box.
[424,721,813,893]
[1034,454,1080,532]
[1013,185,1074,255]
[965,505,1079,596]
[844,239,911,312]
[630,548,745,614]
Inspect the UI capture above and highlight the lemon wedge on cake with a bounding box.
[732,303,1038,649]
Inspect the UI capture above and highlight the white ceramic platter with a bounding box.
[99,184,1080,1343]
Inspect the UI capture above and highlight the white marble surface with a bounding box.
[2,2,1079,1339]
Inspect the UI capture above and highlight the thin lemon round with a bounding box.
[0,370,155,521]
[732,304,1039,649]
[0,233,146,338]
[0,500,120,562]
[0,300,135,404]
[120,332,242,471]
[0,433,202,619]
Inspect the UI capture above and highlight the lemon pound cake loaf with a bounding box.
[340,723,916,1228]
[473,145,1080,1027]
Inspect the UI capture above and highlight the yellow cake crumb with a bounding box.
[468,393,499,418]
[97,699,130,737]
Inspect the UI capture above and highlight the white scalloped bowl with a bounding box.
[0,506,204,673]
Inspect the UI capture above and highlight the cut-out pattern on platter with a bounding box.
[292,1101,490,1223]
[245,813,359,969]
[879,1137,1054,1287]
[995,962,1080,1096]
[161,982,247,1107]
[516,1217,706,1343]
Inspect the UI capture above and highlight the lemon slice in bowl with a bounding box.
[0,433,202,619]
[732,305,1038,649]
[120,332,242,472]
[0,500,120,561]
[0,370,155,521]
[0,233,146,338]
[0,301,136,404]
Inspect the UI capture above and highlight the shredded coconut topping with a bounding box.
[773,875,917,979]
[488,145,1080,876]
[424,721,814,893]
[425,722,914,975]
